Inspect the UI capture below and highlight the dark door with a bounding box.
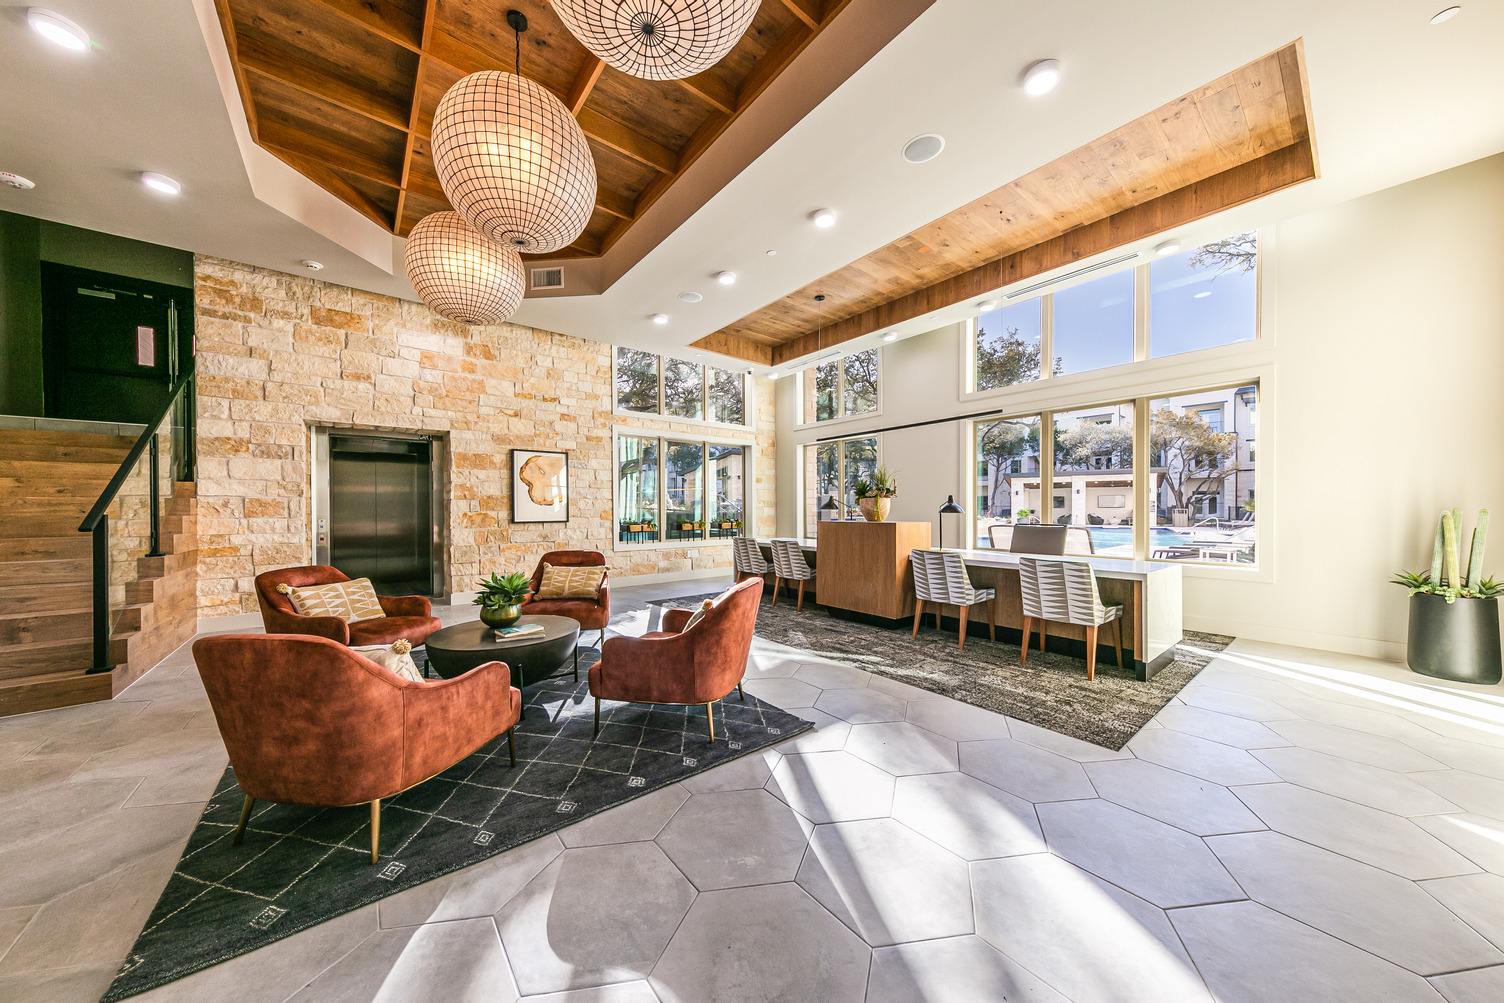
[329,435,434,596]
[41,263,190,424]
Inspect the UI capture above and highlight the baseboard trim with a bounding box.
[1183,614,1406,663]
[613,567,732,587]
[195,611,263,634]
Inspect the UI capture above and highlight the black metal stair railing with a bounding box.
[77,359,197,673]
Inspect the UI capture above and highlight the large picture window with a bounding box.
[1150,233,1258,358]
[613,347,747,426]
[803,348,879,423]
[975,300,1049,392]
[1053,404,1136,557]
[1149,384,1257,563]
[804,435,877,532]
[974,414,1042,549]
[617,435,750,544]
[1054,270,1134,376]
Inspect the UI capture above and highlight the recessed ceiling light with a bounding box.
[141,172,181,196]
[715,270,736,285]
[1021,58,1062,96]
[810,208,836,229]
[976,300,999,312]
[678,291,702,303]
[768,371,780,379]
[883,332,898,342]
[1194,290,1212,299]
[765,249,777,256]
[1154,239,1181,256]
[1430,6,1462,23]
[902,134,945,164]
[28,9,89,51]
[1,172,37,191]
[300,259,324,271]
[651,313,669,325]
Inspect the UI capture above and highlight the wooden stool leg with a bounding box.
[912,599,925,638]
[507,727,517,767]
[370,799,381,864]
[1113,617,1124,668]
[771,578,781,606]
[797,578,806,611]
[1020,616,1033,665]
[705,703,716,742]
[233,793,255,846]
[1086,625,1099,682]
[988,599,996,642]
[935,608,942,631]
[958,603,970,651]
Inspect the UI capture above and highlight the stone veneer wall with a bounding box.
[192,255,775,619]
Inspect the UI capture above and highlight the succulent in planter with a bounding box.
[474,571,532,629]
[1393,508,1501,684]
[855,466,899,522]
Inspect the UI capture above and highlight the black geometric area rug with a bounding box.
[655,593,1232,752]
[102,657,810,1001]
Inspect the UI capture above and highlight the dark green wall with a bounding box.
[0,211,193,416]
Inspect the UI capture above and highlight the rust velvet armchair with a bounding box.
[588,576,761,742]
[194,633,522,863]
[523,550,611,645]
[254,565,442,648]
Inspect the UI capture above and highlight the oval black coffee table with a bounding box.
[423,615,581,685]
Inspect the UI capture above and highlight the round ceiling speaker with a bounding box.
[552,0,761,81]
[404,212,526,326]
[902,134,945,164]
[431,71,597,255]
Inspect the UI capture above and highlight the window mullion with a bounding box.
[1040,294,1054,380]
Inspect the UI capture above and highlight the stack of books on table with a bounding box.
[494,622,544,641]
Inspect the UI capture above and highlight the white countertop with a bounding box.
[756,538,1180,578]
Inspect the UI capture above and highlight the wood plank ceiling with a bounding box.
[212,0,851,258]
[694,41,1318,366]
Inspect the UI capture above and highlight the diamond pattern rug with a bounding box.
[654,593,1232,751]
[102,659,810,1001]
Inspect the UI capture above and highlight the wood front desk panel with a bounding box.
[813,521,933,620]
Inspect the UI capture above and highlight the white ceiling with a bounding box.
[2,1,1501,375]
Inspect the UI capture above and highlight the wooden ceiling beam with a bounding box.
[395,0,439,233]
[303,0,423,51]
[260,126,404,190]
[738,138,1316,367]
[566,55,606,114]
[270,149,394,229]
[210,0,259,143]
[236,34,410,133]
[576,107,678,173]
[677,71,735,115]
[777,0,822,29]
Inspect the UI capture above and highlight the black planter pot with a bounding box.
[1407,593,1502,685]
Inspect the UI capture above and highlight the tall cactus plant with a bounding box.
[1394,508,1499,602]
[1467,510,1490,591]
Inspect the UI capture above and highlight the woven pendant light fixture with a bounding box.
[404,212,526,325]
[552,0,762,81]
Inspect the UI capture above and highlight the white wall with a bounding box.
[773,152,1504,660]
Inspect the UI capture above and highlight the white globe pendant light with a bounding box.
[552,0,762,81]
[404,212,526,325]
[431,71,597,255]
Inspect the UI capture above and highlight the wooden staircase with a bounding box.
[0,429,198,716]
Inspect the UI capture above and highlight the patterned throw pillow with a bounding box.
[536,565,606,600]
[682,598,715,631]
[277,578,386,623]
[352,639,423,683]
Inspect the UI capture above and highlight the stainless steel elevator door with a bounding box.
[329,436,434,596]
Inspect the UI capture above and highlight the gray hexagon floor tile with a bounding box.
[1037,799,1244,908]
[1251,746,1459,816]
[1171,900,1447,1003]
[1406,735,1504,782]
[959,738,1096,803]
[1084,759,1265,836]
[795,818,973,947]
[1412,769,1504,820]
[1152,704,1291,749]
[772,707,850,754]
[766,751,895,823]
[677,749,781,794]
[287,917,517,1003]
[520,983,661,1003]
[741,676,822,709]
[1265,718,1446,771]
[845,722,958,776]
[812,687,907,725]
[972,854,1212,1003]
[379,834,564,929]
[1208,830,1503,976]
[890,772,1045,860]
[558,784,692,848]
[1234,782,1479,880]
[495,842,696,996]
[866,935,1070,1003]
[1414,813,1504,874]
[649,883,869,1003]
[655,788,811,890]
[904,698,1013,742]
[1420,872,1504,951]
[1179,686,1298,722]
[1126,728,1281,787]
[1431,964,1504,1003]
[1006,718,1134,762]
[793,662,872,690]
[866,673,947,702]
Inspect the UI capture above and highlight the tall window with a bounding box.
[1053,404,1135,556]
[1149,384,1257,563]
[1054,271,1134,376]
[1150,233,1258,358]
[613,348,748,426]
[975,300,1048,391]
[974,414,1041,548]
[803,348,879,423]
[804,435,877,532]
[617,435,750,543]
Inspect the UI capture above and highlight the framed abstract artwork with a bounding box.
[510,448,569,523]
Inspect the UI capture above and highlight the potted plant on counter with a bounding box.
[475,571,532,629]
[856,466,898,522]
[1393,508,1501,684]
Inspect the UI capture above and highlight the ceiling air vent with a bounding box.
[530,267,564,290]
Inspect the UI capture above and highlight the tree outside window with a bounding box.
[804,350,878,422]
[615,348,659,413]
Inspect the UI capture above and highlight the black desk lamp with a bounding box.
[938,495,964,550]
[819,497,840,522]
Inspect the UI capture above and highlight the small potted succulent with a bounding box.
[1393,508,1501,684]
[856,466,898,522]
[475,571,532,629]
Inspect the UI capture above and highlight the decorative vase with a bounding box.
[858,497,891,522]
[480,603,523,629]
[1407,593,1502,684]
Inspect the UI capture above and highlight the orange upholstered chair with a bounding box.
[588,577,761,742]
[254,565,442,648]
[194,634,522,863]
[523,550,611,645]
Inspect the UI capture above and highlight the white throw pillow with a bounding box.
[352,639,423,683]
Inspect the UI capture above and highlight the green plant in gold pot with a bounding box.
[857,466,898,522]
[475,571,532,629]
[1393,508,1501,684]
